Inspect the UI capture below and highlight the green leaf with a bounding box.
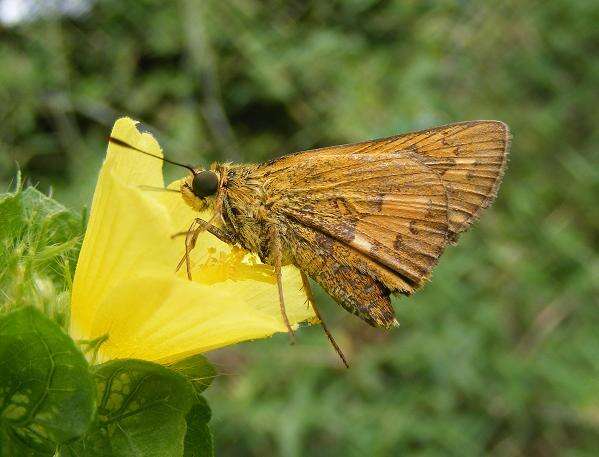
[0,186,84,327]
[63,359,196,457]
[169,354,217,397]
[0,190,24,246]
[0,187,82,250]
[184,397,213,457]
[0,307,96,454]
[1,426,53,457]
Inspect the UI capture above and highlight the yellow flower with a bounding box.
[70,118,314,364]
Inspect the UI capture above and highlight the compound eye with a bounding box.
[191,171,219,198]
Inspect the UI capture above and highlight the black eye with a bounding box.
[191,171,219,198]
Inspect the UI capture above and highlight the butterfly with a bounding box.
[110,120,510,366]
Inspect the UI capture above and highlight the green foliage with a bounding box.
[172,356,216,457]
[0,0,598,455]
[0,184,83,328]
[184,398,214,457]
[0,307,95,455]
[169,354,217,397]
[62,359,205,457]
[0,188,215,456]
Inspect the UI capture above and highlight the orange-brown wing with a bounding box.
[261,120,510,241]
[286,219,399,328]
[251,120,509,326]
[265,152,450,294]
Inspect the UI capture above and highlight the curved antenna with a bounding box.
[108,136,197,175]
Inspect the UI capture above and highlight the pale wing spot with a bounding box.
[449,211,469,226]
[350,234,372,253]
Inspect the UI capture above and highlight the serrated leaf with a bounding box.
[0,187,82,247]
[0,190,24,252]
[169,354,217,397]
[62,359,196,457]
[0,307,96,454]
[184,397,213,457]
[0,186,84,326]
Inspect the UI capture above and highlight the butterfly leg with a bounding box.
[171,221,234,244]
[300,271,349,368]
[270,229,296,344]
[178,218,199,280]
[176,218,235,279]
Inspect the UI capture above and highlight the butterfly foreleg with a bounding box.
[172,220,235,245]
[175,218,236,279]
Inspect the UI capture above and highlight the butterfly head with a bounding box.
[106,135,224,213]
[180,168,220,212]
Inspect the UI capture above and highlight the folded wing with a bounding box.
[252,121,509,326]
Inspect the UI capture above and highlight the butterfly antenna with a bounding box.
[138,185,181,194]
[108,136,197,175]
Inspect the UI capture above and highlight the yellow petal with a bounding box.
[70,117,314,363]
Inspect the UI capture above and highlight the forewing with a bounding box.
[261,120,510,240]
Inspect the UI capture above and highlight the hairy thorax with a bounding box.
[220,164,289,265]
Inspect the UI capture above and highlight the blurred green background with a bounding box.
[1,0,598,455]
